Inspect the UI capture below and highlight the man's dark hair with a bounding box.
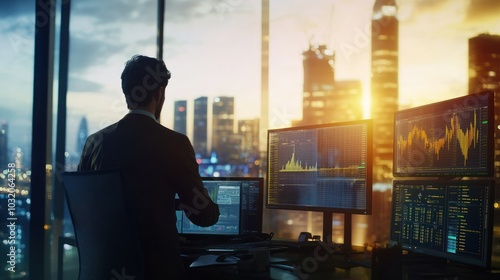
[121,55,171,108]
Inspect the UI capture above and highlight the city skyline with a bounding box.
[1,0,500,163]
[0,0,500,278]
[0,3,499,276]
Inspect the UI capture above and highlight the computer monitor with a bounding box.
[266,119,373,248]
[394,91,494,177]
[176,177,263,238]
[390,180,495,269]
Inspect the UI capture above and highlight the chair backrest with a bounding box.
[62,169,143,280]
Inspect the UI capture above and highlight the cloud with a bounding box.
[465,0,500,22]
[164,0,251,23]
[68,33,123,75]
[68,77,104,92]
[398,0,500,28]
[72,0,153,25]
[0,1,33,18]
[0,13,35,57]
[71,0,222,26]
[397,0,458,23]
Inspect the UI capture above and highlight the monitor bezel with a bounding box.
[393,91,494,178]
[390,179,495,269]
[265,119,373,215]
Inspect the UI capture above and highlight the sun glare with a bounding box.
[362,91,371,119]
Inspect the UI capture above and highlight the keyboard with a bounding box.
[206,240,270,252]
[269,240,324,249]
[182,239,336,254]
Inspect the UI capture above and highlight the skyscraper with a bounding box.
[174,100,187,135]
[77,117,88,156]
[0,121,7,168]
[468,33,500,179]
[294,44,363,127]
[297,44,335,125]
[193,97,208,157]
[212,96,235,163]
[238,119,260,176]
[329,80,363,122]
[238,119,259,157]
[371,0,398,183]
[368,0,399,244]
[469,34,500,93]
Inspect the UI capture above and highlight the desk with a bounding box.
[184,246,371,280]
[184,245,500,280]
[401,263,499,280]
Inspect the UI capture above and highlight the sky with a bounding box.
[1,0,500,161]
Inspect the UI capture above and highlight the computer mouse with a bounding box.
[215,254,239,262]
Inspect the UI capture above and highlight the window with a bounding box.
[0,2,35,278]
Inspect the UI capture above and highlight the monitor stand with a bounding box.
[322,212,358,254]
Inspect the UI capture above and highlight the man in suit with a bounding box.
[79,55,220,279]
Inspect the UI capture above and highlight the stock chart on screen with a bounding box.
[394,91,494,177]
[266,120,372,214]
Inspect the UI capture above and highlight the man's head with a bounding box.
[121,55,171,115]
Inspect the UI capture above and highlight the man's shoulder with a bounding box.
[122,114,190,140]
[88,122,118,138]
[156,123,190,141]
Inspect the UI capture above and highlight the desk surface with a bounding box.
[184,245,500,280]
[185,247,369,280]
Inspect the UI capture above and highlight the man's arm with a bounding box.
[177,184,219,227]
[174,135,219,227]
[78,136,93,171]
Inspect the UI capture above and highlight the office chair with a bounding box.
[62,169,144,280]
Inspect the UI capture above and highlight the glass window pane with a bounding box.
[61,0,158,277]
[66,1,157,173]
[51,1,500,274]
[163,1,262,177]
[0,2,35,278]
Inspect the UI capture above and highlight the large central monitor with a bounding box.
[390,179,495,269]
[394,91,494,177]
[266,119,373,247]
